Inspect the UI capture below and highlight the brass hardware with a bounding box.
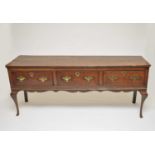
[29,72,34,77]
[108,75,118,82]
[38,77,48,82]
[121,71,128,76]
[84,76,94,82]
[129,76,141,81]
[17,76,26,82]
[75,72,80,77]
[62,76,71,82]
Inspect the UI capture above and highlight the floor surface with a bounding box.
[0,90,155,130]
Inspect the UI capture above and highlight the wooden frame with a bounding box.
[6,55,151,118]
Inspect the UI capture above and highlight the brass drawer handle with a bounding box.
[38,77,48,82]
[84,76,94,82]
[62,76,71,82]
[108,75,118,82]
[129,76,141,81]
[17,76,26,82]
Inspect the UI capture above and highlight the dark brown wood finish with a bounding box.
[6,55,151,118]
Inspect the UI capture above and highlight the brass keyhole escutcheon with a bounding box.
[29,72,34,78]
[121,71,128,76]
[75,72,80,77]
[108,75,118,82]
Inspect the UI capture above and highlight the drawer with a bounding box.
[56,70,99,87]
[104,70,145,88]
[11,70,53,88]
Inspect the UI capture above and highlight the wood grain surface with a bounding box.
[6,55,150,67]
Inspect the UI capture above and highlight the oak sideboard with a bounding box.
[6,55,151,118]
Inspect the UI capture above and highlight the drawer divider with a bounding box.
[99,71,103,86]
[53,71,57,86]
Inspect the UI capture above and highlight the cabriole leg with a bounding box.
[10,91,19,116]
[132,90,137,104]
[139,90,148,118]
[24,90,28,102]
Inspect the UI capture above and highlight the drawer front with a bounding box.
[56,70,99,87]
[11,70,53,88]
[104,70,145,88]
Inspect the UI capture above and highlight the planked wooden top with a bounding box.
[6,55,151,68]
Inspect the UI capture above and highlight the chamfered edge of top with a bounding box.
[5,55,151,68]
